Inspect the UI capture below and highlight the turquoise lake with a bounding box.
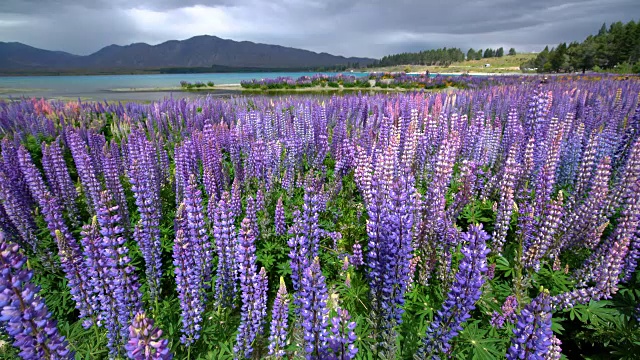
[0,72,370,101]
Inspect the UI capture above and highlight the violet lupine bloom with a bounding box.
[490,295,518,329]
[298,257,330,360]
[103,144,130,231]
[365,152,416,356]
[246,196,260,240]
[288,210,309,292]
[173,204,204,345]
[41,140,79,223]
[546,336,562,360]
[0,164,37,250]
[268,277,289,358]
[523,193,564,271]
[125,312,172,360]
[1,139,34,210]
[67,130,103,214]
[274,196,287,236]
[560,156,611,250]
[327,308,358,360]
[506,292,554,360]
[0,235,72,360]
[93,192,143,355]
[417,225,490,359]
[572,168,639,293]
[231,178,242,220]
[127,131,163,300]
[184,175,213,289]
[16,146,96,326]
[492,144,519,254]
[301,182,322,259]
[350,242,363,268]
[213,191,237,308]
[235,218,268,359]
[379,175,416,326]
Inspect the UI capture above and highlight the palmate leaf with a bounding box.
[456,321,505,360]
[534,265,572,294]
[201,340,234,360]
[567,300,619,325]
[495,256,513,278]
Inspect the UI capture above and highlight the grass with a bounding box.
[366,53,537,74]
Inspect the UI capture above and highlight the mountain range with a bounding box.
[0,35,376,74]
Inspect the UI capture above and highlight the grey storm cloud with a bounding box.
[0,0,638,58]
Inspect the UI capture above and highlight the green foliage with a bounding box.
[374,47,466,67]
[522,19,640,73]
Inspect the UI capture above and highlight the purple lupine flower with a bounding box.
[184,174,213,288]
[492,144,519,254]
[301,181,322,259]
[67,130,103,214]
[256,187,265,212]
[16,146,96,326]
[0,235,73,359]
[213,191,237,308]
[1,139,34,210]
[365,150,416,356]
[93,192,143,355]
[546,336,562,360]
[80,218,124,345]
[125,312,172,360]
[327,309,358,360]
[235,218,268,359]
[288,210,309,292]
[231,177,242,220]
[0,202,19,244]
[350,242,363,268]
[174,140,198,205]
[486,263,496,280]
[506,291,554,360]
[417,225,490,359]
[490,295,519,329]
[245,196,260,240]
[0,163,37,250]
[202,124,222,203]
[274,196,286,236]
[127,131,163,300]
[571,166,639,294]
[87,132,106,178]
[41,139,79,223]
[173,204,204,345]
[298,257,330,360]
[523,193,564,271]
[268,277,289,358]
[103,144,130,230]
[560,156,611,250]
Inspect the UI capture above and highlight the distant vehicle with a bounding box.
[484,63,491,68]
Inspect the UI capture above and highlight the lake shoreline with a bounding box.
[108,84,460,93]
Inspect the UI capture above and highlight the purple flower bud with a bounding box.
[125,312,172,360]
[506,292,553,360]
[418,225,490,358]
[268,277,289,358]
[274,196,286,236]
[0,234,73,359]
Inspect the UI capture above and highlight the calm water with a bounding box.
[0,72,369,101]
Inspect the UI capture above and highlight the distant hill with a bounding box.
[0,36,375,75]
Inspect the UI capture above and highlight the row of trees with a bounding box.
[521,20,640,73]
[372,46,517,67]
[466,47,516,60]
[373,47,466,67]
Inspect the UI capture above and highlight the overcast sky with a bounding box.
[0,0,638,58]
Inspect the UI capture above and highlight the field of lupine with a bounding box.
[0,77,640,359]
